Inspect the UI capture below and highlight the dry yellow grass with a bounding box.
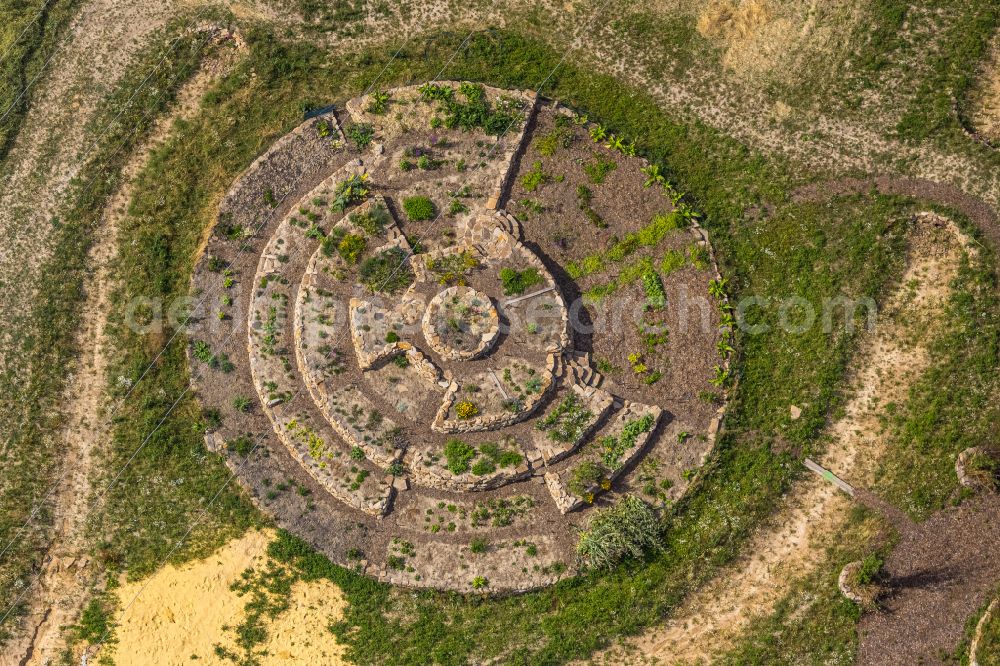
[969,35,1000,143]
[696,0,771,40]
[688,0,864,83]
[111,529,347,665]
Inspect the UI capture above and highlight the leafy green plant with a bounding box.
[335,233,366,264]
[499,267,543,295]
[520,160,549,192]
[366,89,390,114]
[536,394,593,443]
[642,271,667,309]
[331,173,370,211]
[422,82,523,135]
[568,460,607,496]
[232,395,252,413]
[444,438,476,474]
[642,164,666,188]
[402,195,436,221]
[347,122,375,149]
[349,203,389,236]
[600,414,656,470]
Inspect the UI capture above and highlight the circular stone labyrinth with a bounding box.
[189,82,730,593]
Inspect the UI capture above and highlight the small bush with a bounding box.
[576,495,663,570]
[232,395,252,412]
[366,90,390,114]
[336,233,366,264]
[455,401,479,419]
[568,460,606,496]
[347,122,375,149]
[499,267,543,295]
[641,271,667,309]
[331,173,370,211]
[402,195,436,221]
[359,248,414,294]
[472,458,496,476]
[350,203,389,236]
[444,438,476,474]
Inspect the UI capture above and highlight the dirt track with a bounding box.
[858,494,1000,666]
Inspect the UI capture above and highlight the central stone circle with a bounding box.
[421,285,500,361]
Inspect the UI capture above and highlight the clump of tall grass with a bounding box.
[576,494,663,570]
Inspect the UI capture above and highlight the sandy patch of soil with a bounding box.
[693,0,863,83]
[592,213,969,664]
[111,529,347,665]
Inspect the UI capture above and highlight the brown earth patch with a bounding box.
[858,494,1000,665]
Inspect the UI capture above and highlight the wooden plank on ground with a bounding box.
[503,286,554,307]
[804,457,856,496]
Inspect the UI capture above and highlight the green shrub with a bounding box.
[75,599,110,643]
[336,233,366,264]
[232,395,252,412]
[347,122,375,148]
[349,203,389,236]
[444,438,476,474]
[402,195,436,221]
[366,90,390,114]
[536,394,594,444]
[471,458,496,476]
[359,248,414,294]
[576,495,663,570]
[642,271,666,309]
[499,267,543,295]
[568,460,607,496]
[421,82,523,136]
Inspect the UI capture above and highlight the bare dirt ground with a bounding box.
[592,212,970,664]
[1,34,244,666]
[858,493,1000,666]
[111,529,347,665]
